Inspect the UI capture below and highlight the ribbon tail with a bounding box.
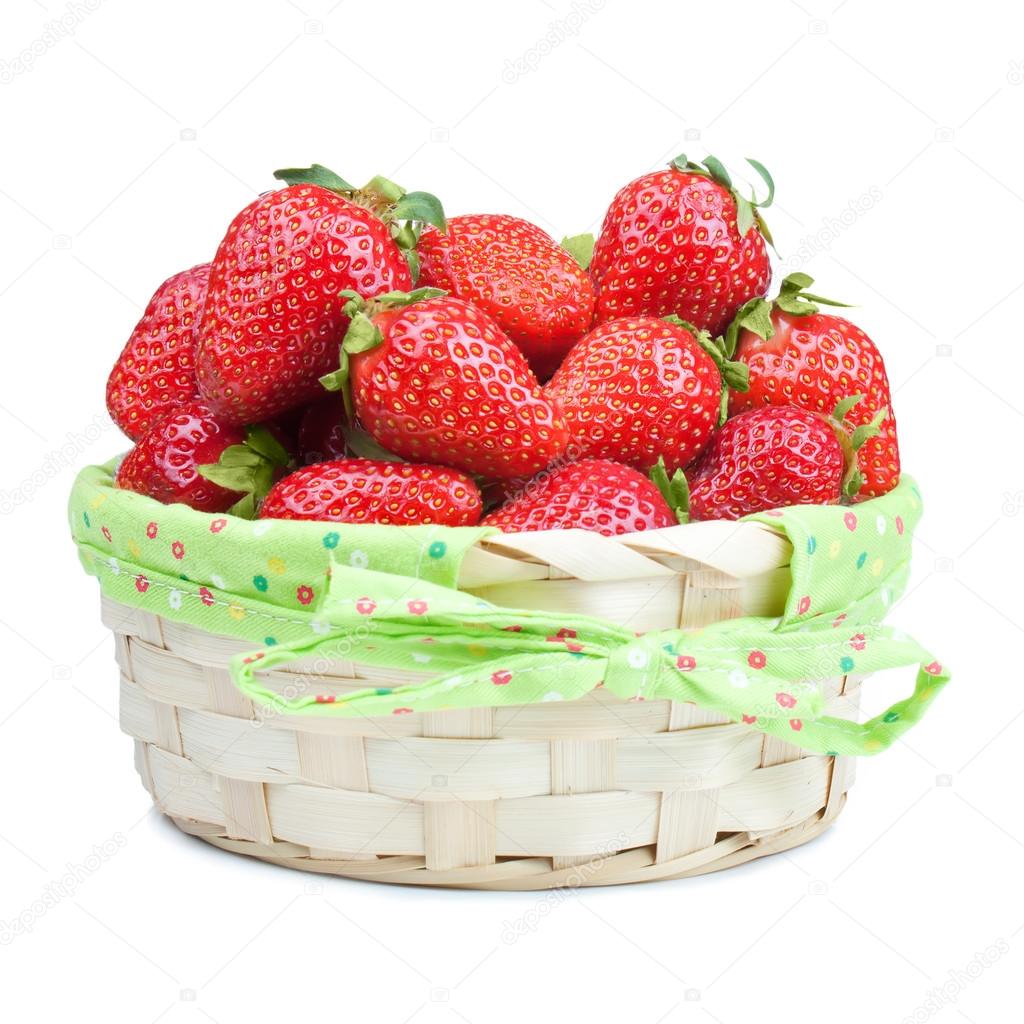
[231,634,610,719]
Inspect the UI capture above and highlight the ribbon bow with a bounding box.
[232,561,949,757]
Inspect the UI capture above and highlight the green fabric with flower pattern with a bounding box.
[69,459,949,756]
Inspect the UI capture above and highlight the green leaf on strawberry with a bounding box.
[272,163,447,266]
[826,396,889,500]
[669,153,775,243]
[344,313,385,354]
[775,272,854,317]
[649,457,690,524]
[244,423,290,466]
[362,174,406,204]
[832,393,865,424]
[722,296,774,354]
[392,191,447,232]
[369,286,447,310]
[227,492,259,519]
[699,155,733,188]
[342,425,405,462]
[560,233,596,270]
[319,350,349,394]
[320,287,447,420]
[196,424,291,519]
[850,406,888,451]
[664,314,750,423]
[272,163,356,193]
[734,196,755,240]
[402,247,421,283]
[745,158,775,208]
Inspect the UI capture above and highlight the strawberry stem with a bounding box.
[670,153,775,243]
[196,424,292,518]
[271,163,447,282]
[342,424,405,462]
[272,163,355,193]
[827,396,888,500]
[663,314,750,425]
[720,271,855,349]
[775,272,853,317]
[649,457,690,525]
[321,287,447,420]
[722,296,774,355]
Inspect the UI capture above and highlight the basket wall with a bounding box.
[107,538,860,888]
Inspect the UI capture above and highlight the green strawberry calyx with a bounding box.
[829,394,888,499]
[662,314,750,425]
[725,273,854,348]
[196,424,292,519]
[670,153,775,245]
[272,163,447,281]
[649,457,690,525]
[560,233,596,270]
[319,286,447,420]
[774,272,853,319]
[342,423,405,462]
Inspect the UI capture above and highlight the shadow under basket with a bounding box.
[106,519,861,889]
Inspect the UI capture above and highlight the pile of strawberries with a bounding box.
[107,155,899,536]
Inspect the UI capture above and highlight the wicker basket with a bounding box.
[106,518,860,890]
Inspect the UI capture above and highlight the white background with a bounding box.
[0,0,1019,1021]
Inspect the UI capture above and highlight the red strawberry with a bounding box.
[195,184,413,425]
[295,394,407,466]
[258,458,482,526]
[115,402,252,512]
[544,316,744,473]
[481,458,676,535]
[334,291,568,480]
[106,263,210,441]
[590,155,773,336]
[297,395,349,465]
[687,406,845,520]
[263,404,306,454]
[417,214,595,380]
[727,273,899,499]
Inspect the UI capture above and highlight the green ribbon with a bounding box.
[232,559,949,757]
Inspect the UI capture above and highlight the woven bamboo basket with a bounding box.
[107,518,860,889]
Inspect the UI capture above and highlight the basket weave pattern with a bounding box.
[108,519,860,889]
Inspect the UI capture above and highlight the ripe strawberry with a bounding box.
[590,155,773,336]
[687,406,845,521]
[481,459,676,535]
[544,316,747,474]
[726,273,899,499]
[297,395,349,465]
[195,184,414,425]
[332,291,569,480]
[417,214,595,380]
[273,162,446,271]
[106,263,210,441]
[115,402,288,514]
[296,394,408,465]
[259,458,482,526]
